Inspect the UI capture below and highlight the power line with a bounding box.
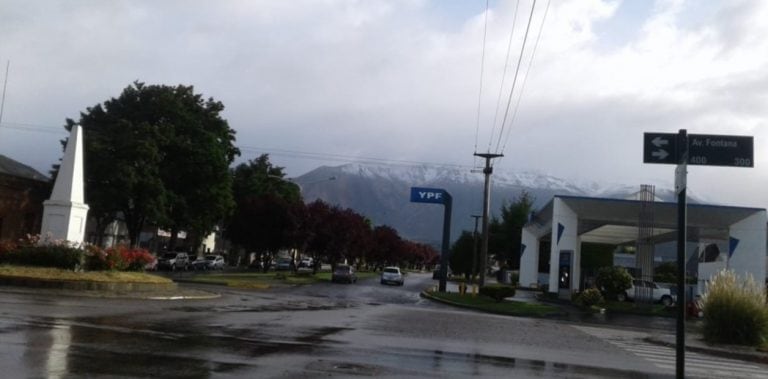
[499,0,551,157]
[487,0,521,154]
[239,145,474,170]
[0,61,9,126]
[473,0,491,168]
[0,121,67,135]
[493,0,537,154]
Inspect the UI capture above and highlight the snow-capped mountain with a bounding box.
[294,163,682,246]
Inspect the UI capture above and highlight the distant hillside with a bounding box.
[294,163,685,247]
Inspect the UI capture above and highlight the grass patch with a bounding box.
[601,300,674,317]
[0,265,172,284]
[186,270,380,287]
[427,291,560,317]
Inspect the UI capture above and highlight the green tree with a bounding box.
[226,155,303,267]
[231,154,301,203]
[489,191,534,269]
[449,231,479,279]
[65,81,239,247]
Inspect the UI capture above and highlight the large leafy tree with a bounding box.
[226,155,303,267]
[450,231,480,279]
[231,154,301,203]
[369,225,403,268]
[65,81,239,247]
[489,191,534,269]
[302,200,372,268]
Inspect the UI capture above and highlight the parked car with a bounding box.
[203,254,226,270]
[190,255,208,270]
[331,265,357,284]
[380,266,404,286]
[275,259,293,271]
[157,252,190,271]
[618,279,675,306]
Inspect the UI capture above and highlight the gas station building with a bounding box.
[519,195,767,296]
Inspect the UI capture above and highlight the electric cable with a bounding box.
[473,0,491,168]
[487,0,521,154]
[493,0,537,154]
[498,0,551,157]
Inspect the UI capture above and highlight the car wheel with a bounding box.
[617,292,627,302]
[661,295,673,307]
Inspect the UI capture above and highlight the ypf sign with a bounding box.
[410,187,449,204]
[410,186,452,292]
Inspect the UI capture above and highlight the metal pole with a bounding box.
[438,193,453,292]
[675,129,688,379]
[471,214,482,284]
[474,153,503,286]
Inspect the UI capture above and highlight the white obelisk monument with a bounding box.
[40,124,89,244]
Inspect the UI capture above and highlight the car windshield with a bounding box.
[384,268,399,274]
[335,265,350,272]
[205,255,216,261]
[162,253,177,259]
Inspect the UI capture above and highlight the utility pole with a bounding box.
[471,214,482,284]
[474,152,503,286]
[675,129,688,379]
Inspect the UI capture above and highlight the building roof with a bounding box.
[0,154,49,182]
[529,195,766,245]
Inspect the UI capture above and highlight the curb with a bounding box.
[0,275,176,292]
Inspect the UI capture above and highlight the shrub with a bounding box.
[701,270,768,346]
[85,245,154,271]
[574,288,605,307]
[596,266,632,300]
[6,244,84,270]
[119,246,154,271]
[479,285,516,302]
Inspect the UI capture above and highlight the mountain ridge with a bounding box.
[295,163,688,246]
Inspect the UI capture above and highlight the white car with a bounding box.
[380,267,404,286]
[618,279,675,306]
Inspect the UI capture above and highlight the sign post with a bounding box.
[643,129,753,379]
[674,130,688,379]
[410,187,452,292]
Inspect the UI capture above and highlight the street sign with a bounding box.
[643,132,753,167]
[409,186,453,293]
[688,134,753,167]
[410,187,449,204]
[643,133,677,164]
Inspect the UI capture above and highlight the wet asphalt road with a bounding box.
[0,272,765,378]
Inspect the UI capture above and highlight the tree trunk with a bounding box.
[168,227,178,251]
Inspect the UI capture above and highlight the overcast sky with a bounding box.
[1,0,766,208]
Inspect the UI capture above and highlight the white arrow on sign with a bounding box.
[652,149,669,160]
[652,136,669,148]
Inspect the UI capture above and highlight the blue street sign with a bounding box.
[410,187,449,204]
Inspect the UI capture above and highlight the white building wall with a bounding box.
[727,211,767,285]
[520,227,540,288]
[549,198,579,294]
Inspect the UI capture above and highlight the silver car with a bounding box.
[380,266,404,286]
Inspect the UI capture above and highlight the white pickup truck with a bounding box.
[617,279,675,306]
